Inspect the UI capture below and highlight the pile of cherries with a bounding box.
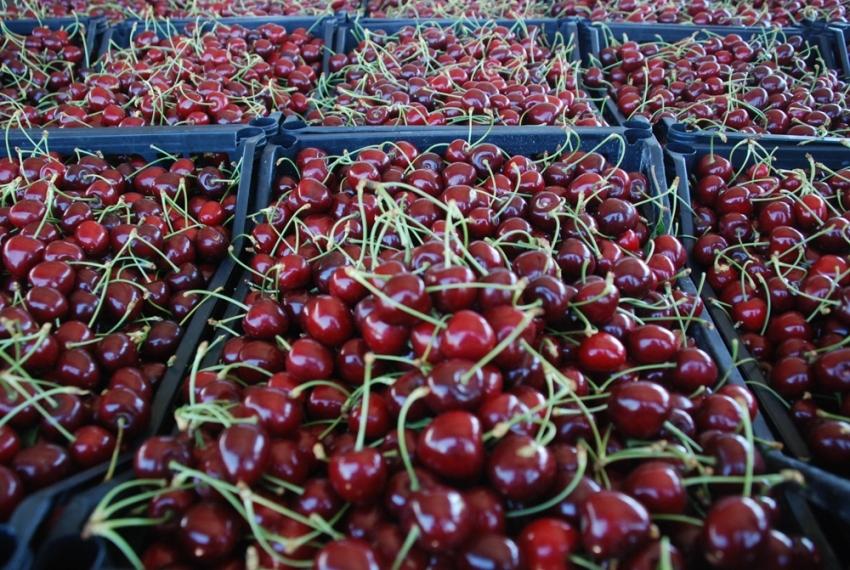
[0,0,358,22]
[0,24,91,128]
[82,136,822,570]
[688,144,850,474]
[365,0,551,18]
[0,142,242,521]
[552,0,836,25]
[15,21,324,128]
[584,31,850,138]
[311,23,607,127]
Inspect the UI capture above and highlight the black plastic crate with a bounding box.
[361,0,555,19]
[262,125,668,227]
[303,18,610,128]
[97,15,339,71]
[826,23,850,79]
[665,138,850,526]
[29,271,844,570]
[0,125,266,570]
[335,17,573,55]
[578,21,844,141]
[28,264,258,570]
[2,17,108,68]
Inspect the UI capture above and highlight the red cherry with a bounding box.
[487,434,556,502]
[578,332,626,373]
[608,381,671,440]
[315,538,381,570]
[218,423,270,486]
[329,448,388,506]
[178,501,241,564]
[441,309,496,361]
[417,410,484,482]
[518,518,580,570]
[401,486,474,552]
[580,490,651,559]
[702,496,769,569]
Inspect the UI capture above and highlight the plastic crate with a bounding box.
[28,264,259,570]
[579,20,844,140]
[665,138,850,526]
[301,19,608,129]
[2,16,108,68]
[97,14,339,71]
[825,23,850,79]
[263,125,668,227]
[0,125,266,570]
[30,271,844,570]
[335,17,573,54]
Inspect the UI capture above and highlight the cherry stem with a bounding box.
[391,525,421,570]
[735,397,756,497]
[354,353,375,452]
[187,339,211,407]
[104,418,124,482]
[569,555,606,570]
[262,473,304,496]
[683,471,802,488]
[652,514,705,527]
[397,386,431,492]
[662,420,703,455]
[290,380,351,400]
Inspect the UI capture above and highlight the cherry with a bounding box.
[134,436,192,479]
[627,325,678,364]
[0,426,21,464]
[807,419,850,470]
[375,273,431,326]
[286,338,334,382]
[417,410,484,481]
[315,538,381,570]
[401,486,474,552]
[425,359,485,413]
[302,295,355,348]
[608,381,671,440]
[218,423,270,486]
[242,386,301,438]
[702,496,769,569]
[580,490,651,559]
[12,443,72,491]
[457,533,523,570]
[243,298,289,340]
[69,425,116,468]
[623,461,686,514]
[487,434,556,502]
[0,466,23,521]
[329,448,388,506]
[441,309,495,361]
[518,518,580,570]
[178,501,241,565]
[578,332,626,373]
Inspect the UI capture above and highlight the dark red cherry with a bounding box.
[329,448,388,506]
[608,381,671,440]
[218,423,270,486]
[401,486,474,553]
[487,434,556,503]
[417,410,484,482]
[314,538,381,570]
[178,501,241,564]
[702,496,769,569]
[518,518,580,570]
[580,490,651,559]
